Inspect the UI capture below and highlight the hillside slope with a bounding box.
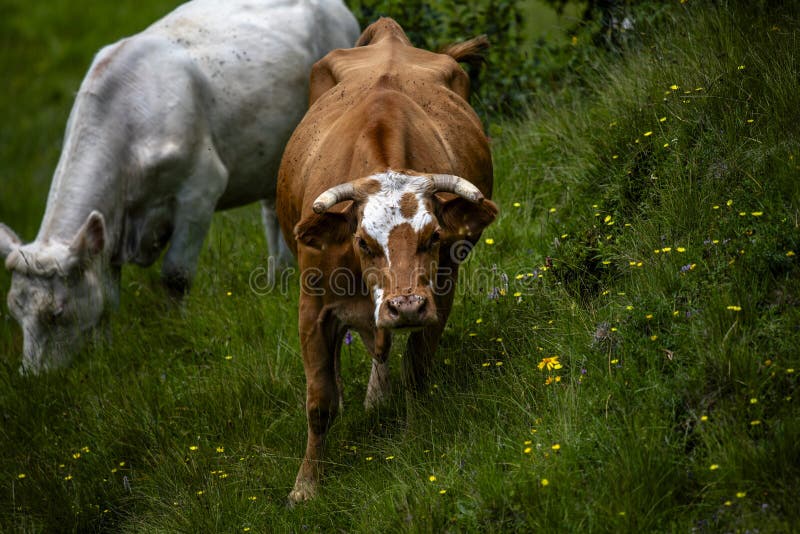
[1,1,799,532]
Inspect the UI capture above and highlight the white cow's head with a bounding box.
[0,211,113,374]
[295,171,497,330]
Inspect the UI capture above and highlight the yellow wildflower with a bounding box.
[484,238,495,245]
[537,356,562,371]
[541,479,549,486]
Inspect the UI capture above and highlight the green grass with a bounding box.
[2,1,800,532]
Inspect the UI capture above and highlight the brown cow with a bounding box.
[277,18,498,503]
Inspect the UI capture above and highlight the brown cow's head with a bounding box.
[295,171,497,330]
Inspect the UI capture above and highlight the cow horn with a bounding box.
[312,183,358,214]
[431,174,484,203]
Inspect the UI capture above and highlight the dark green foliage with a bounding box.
[347,0,538,117]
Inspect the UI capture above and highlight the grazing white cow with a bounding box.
[0,0,360,373]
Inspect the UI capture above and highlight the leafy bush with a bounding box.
[346,0,537,118]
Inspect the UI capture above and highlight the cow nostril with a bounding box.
[386,300,399,318]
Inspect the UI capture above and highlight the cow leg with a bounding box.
[162,150,228,296]
[290,299,340,504]
[358,328,392,410]
[403,274,457,393]
[260,199,293,285]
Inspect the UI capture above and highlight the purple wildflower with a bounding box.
[344,330,353,345]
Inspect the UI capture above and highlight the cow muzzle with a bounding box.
[377,293,437,330]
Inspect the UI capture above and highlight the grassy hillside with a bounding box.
[2,1,799,532]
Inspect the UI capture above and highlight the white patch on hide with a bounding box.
[360,171,433,267]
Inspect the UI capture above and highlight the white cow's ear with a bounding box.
[70,211,107,258]
[0,223,21,259]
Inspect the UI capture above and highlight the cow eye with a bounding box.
[358,237,372,255]
[430,231,441,245]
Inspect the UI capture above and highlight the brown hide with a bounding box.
[277,18,495,504]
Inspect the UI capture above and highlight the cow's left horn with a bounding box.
[431,174,484,203]
[313,183,358,213]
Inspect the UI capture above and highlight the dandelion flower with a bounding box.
[700,415,709,422]
[751,211,763,216]
[196,490,204,496]
[541,479,549,486]
[643,131,653,137]
[724,500,732,506]
[429,475,436,482]
[475,318,483,324]
[670,84,679,90]
[216,446,225,453]
[189,445,199,451]
[750,397,758,404]
[750,420,761,426]
[248,496,257,501]
[17,473,26,479]
[659,116,667,122]
[64,475,73,481]
[551,444,561,451]
[385,455,395,461]
[484,238,495,245]
[786,251,795,257]
[439,489,447,495]
[650,335,658,341]
[737,491,747,498]
[709,464,720,470]
[513,202,521,208]
[676,247,686,253]
[727,305,742,311]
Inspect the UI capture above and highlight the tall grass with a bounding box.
[1,1,799,532]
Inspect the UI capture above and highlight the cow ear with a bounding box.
[437,197,498,242]
[70,211,106,258]
[294,209,355,251]
[0,223,21,259]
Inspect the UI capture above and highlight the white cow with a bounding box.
[0,0,360,373]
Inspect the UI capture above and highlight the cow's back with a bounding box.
[139,0,360,208]
[278,34,492,242]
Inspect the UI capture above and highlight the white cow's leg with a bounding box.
[260,199,293,285]
[355,327,392,411]
[364,358,391,411]
[162,150,228,296]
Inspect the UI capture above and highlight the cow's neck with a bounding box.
[36,92,128,258]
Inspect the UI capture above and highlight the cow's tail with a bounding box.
[440,35,490,70]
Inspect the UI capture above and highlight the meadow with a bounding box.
[2,0,799,531]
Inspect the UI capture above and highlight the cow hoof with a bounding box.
[162,271,190,299]
[287,479,317,506]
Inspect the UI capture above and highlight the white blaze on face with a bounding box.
[373,287,384,326]
[360,171,433,268]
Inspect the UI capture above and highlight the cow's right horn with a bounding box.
[312,183,358,213]
[431,174,484,203]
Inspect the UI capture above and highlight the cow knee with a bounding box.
[307,405,337,436]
